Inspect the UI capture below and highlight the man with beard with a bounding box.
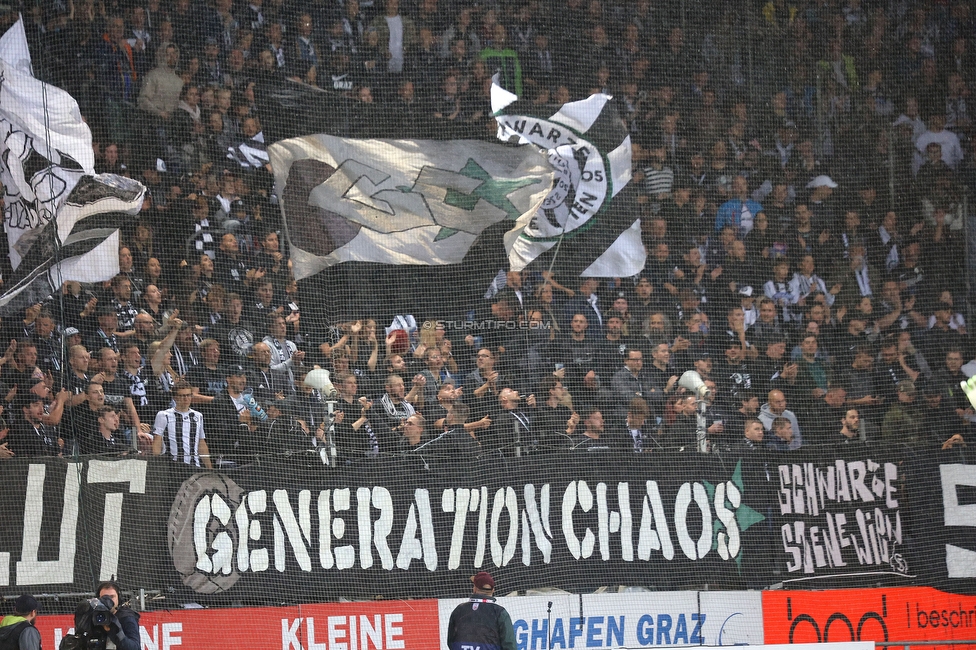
[557,313,603,397]
[572,405,611,451]
[9,394,60,457]
[834,408,867,445]
[376,374,421,448]
[597,315,636,380]
[485,387,535,455]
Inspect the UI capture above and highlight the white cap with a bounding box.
[806,175,838,189]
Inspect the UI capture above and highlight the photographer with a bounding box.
[71,582,140,650]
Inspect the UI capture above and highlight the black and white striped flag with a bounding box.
[491,82,645,278]
[0,17,145,313]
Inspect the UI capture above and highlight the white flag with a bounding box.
[491,82,645,277]
[269,134,553,278]
[0,17,144,312]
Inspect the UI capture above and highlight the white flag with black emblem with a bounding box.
[0,17,145,312]
[491,82,645,278]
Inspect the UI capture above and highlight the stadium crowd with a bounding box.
[0,0,974,465]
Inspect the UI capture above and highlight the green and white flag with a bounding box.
[268,134,553,278]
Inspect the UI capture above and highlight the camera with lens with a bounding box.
[59,596,118,650]
[84,596,117,629]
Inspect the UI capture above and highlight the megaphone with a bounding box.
[678,370,709,399]
[304,368,337,398]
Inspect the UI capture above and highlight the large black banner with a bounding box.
[770,446,911,584]
[1,447,973,605]
[907,446,976,594]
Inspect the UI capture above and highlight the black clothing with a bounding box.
[64,370,89,398]
[33,334,63,372]
[247,364,291,404]
[101,375,132,412]
[715,359,754,408]
[447,596,517,650]
[0,366,36,393]
[207,391,249,462]
[210,318,257,359]
[9,418,59,456]
[65,405,99,448]
[81,432,128,455]
[333,397,380,459]
[186,364,226,397]
[0,619,39,650]
[214,251,248,289]
[484,407,532,455]
[571,434,613,451]
[532,404,574,442]
[415,426,480,459]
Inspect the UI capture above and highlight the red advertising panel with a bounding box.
[764,587,976,647]
[33,599,440,650]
